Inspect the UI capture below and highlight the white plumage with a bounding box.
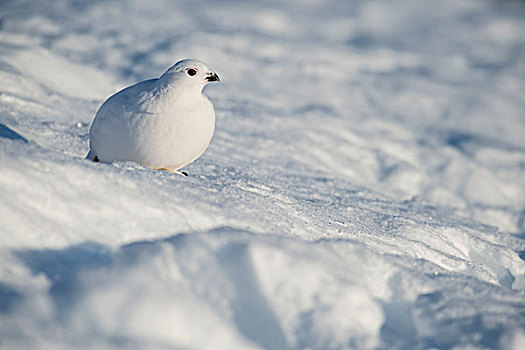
[87,59,220,175]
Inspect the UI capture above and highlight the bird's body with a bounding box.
[87,59,220,173]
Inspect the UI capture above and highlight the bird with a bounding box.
[86,59,220,176]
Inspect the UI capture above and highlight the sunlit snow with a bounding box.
[1,0,524,349]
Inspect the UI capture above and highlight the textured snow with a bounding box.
[1,0,524,349]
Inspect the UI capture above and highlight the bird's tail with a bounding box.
[86,149,99,162]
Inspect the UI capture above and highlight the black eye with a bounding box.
[187,68,197,76]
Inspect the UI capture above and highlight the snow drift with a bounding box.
[1,0,524,349]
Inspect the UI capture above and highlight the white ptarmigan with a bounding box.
[87,59,220,175]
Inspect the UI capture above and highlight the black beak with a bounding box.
[205,72,220,82]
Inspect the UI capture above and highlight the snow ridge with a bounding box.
[1,0,524,349]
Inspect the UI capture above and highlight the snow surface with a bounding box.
[1,0,524,349]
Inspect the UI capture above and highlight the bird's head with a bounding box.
[160,59,220,91]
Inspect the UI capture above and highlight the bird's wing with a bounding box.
[96,78,159,120]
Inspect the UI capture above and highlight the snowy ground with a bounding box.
[1,0,525,349]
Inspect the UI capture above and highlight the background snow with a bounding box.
[1,0,524,349]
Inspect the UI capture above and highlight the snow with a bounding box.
[1,0,524,349]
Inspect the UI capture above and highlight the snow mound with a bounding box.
[1,0,524,349]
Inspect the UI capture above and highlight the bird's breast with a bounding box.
[134,100,215,168]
